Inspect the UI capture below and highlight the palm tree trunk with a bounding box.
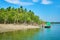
[4,19,6,24]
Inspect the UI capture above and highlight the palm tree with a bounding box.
[7,6,11,11]
[0,6,44,25]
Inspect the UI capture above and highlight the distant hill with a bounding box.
[51,22,60,24]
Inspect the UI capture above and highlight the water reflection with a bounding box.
[0,28,40,40]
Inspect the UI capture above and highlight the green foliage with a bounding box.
[0,6,43,25]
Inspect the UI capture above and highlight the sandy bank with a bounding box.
[0,24,40,33]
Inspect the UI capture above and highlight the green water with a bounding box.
[0,24,60,40]
[0,29,40,40]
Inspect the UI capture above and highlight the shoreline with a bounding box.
[0,24,40,33]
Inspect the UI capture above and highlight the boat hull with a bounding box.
[45,26,51,28]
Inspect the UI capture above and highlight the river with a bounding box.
[0,24,60,40]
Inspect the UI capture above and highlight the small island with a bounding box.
[0,6,44,33]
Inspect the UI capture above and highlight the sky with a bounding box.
[0,0,60,22]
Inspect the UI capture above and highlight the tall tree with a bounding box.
[0,6,44,25]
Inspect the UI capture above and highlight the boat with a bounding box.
[45,26,51,28]
[44,22,51,28]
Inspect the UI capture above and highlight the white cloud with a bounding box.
[41,0,52,5]
[5,0,34,6]
[5,0,20,4]
[32,0,38,2]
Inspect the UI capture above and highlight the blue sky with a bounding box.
[0,0,60,22]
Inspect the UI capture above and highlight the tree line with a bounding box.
[0,6,44,25]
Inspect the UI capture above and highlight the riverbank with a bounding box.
[0,24,40,33]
